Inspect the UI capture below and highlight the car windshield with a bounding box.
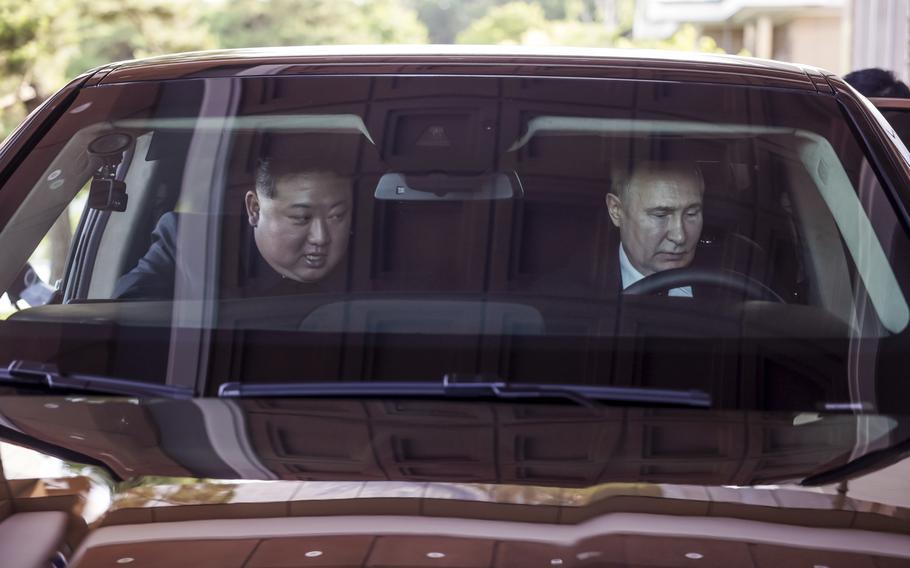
[1,74,909,419]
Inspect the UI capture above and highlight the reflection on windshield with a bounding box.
[0,76,908,415]
[0,397,900,489]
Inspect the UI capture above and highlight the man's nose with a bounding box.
[666,214,687,245]
[307,217,330,246]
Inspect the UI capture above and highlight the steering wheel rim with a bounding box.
[622,267,785,302]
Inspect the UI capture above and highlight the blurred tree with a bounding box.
[207,0,427,48]
[360,0,431,44]
[455,1,614,46]
[0,0,214,136]
[456,2,549,45]
[0,0,215,281]
[0,0,72,126]
[615,23,726,54]
[533,19,615,46]
[408,0,502,44]
[455,0,722,52]
[408,0,599,43]
[66,0,216,79]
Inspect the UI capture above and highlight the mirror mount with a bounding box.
[87,133,133,212]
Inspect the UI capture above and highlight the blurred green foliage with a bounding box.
[207,0,428,48]
[0,0,723,138]
[457,2,551,45]
[456,1,617,46]
[0,0,216,135]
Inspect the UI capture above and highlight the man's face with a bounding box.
[245,172,352,283]
[606,171,704,276]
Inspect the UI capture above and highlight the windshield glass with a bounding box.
[1,75,910,416]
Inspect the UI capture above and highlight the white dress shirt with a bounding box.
[619,244,693,297]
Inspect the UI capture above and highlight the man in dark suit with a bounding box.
[113,160,353,299]
[605,161,704,296]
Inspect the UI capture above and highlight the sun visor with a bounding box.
[119,114,377,176]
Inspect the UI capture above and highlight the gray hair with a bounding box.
[611,161,705,202]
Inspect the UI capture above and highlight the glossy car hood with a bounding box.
[64,511,910,567]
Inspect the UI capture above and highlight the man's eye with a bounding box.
[289,215,311,223]
[651,212,669,219]
[687,210,701,217]
[329,211,347,221]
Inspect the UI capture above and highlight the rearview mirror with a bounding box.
[374,172,520,201]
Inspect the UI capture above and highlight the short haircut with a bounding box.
[254,159,349,199]
[844,68,910,98]
[254,158,279,199]
[610,161,705,202]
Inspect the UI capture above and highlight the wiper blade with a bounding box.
[0,360,194,399]
[801,434,910,486]
[218,376,711,408]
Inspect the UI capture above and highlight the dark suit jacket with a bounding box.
[113,212,343,300]
[113,212,182,299]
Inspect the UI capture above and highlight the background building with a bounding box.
[634,0,848,73]
[851,0,910,83]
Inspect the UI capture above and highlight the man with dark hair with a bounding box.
[605,161,705,296]
[113,159,353,299]
[244,160,352,284]
[844,68,910,98]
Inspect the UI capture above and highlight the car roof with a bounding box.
[89,45,831,93]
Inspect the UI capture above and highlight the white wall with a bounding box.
[777,16,845,73]
[851,0,910,81]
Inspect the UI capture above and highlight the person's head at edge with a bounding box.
[244,159,353,283]
[606,161,705,277]
[844,68,910,98]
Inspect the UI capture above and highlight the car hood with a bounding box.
[2,397,909,566]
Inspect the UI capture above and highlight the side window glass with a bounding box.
[1,184,88,314]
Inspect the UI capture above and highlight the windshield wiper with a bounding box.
[218,375,711,408]
[801,434,910,486]
[0,360,194,399]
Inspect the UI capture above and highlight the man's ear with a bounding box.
[245,191,260,227]
[605,193,623,228]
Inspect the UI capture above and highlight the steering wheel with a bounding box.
[622,267,785,302]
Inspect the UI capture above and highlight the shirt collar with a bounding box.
[619,243,644,290]
[618,243,693,297]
